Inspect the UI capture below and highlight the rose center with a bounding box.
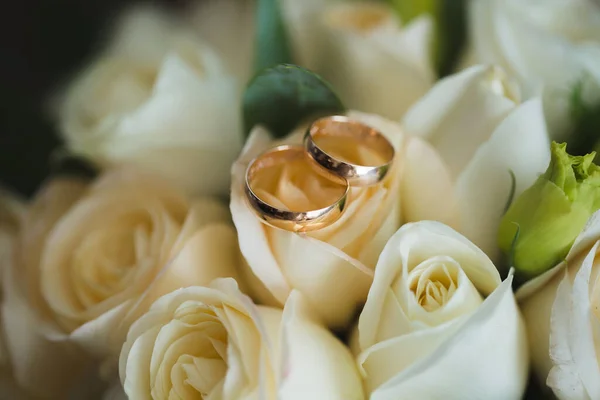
[90,65,156,125]
[158,302,229,399]
[71,217,151,307]
[408,260,459,312]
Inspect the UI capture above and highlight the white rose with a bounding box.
[58,6,244,197]
[230,111,404,329]
[301,2,434,121]
[402,65,551,261]
[186,0,255,84]
[119,278,364,399]
[468,0,600,138]
[279,0,336,68]
[518,211,600,399]
[354,221,528,399]
[2,170,239,398]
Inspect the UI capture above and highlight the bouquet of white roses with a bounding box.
[1,0,599,399]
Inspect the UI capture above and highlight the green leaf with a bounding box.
[243,64,345,138]
[253,0,293,72]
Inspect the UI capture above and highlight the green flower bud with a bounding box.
[498,142,600,280]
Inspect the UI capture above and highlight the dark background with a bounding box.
[0,0,188,197]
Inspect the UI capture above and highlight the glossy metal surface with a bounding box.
[304,115,395,186]
[245,145,349,232]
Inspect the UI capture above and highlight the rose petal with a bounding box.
[40,188,183,329]
[270,233,373,329]
[547,242,600,399]
[59,7,244,197]
[91,222,238,357]
[121,279,363,399]
[468,0,600,139]
[100,54,243,196]
[399,256,483,327]
[546,272,589,400]
[278,291,364,399]
[518,267,562,386]
[359,222,501,351]
[357,317,466,391]
[186,0,255,82]
[1,179,92,398]
[370,273,528,400]
[279,0,337,68]
[2,267,94,399]
[400,136,459,229]
[454,98,551,261]
[313,3,433,120]
[230,129,292,306]
[403,65,519,179]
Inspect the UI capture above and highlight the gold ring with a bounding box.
[304,115,395,186]
[244,145,349,232]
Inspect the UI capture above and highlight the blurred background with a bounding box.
[0,0,188,197]
[0,0,467,198]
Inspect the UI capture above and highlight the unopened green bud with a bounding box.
[498,142,600,280]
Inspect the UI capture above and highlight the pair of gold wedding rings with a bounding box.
[244,116,395,232]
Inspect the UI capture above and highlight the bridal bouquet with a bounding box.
[1,0,599,399]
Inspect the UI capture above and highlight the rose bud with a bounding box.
[498,142,600,280]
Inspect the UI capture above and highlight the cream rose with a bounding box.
[292,2,434,121]
[187,0,255,85]
[518,211,600,399]
[277,0,336,68]
[402,65,551,261]
[119,278,364,399]
[2,170,239,398]
[58,6,244,197]
[354,221,528,399]
[468,0,600,138]
[231,111,404,329]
